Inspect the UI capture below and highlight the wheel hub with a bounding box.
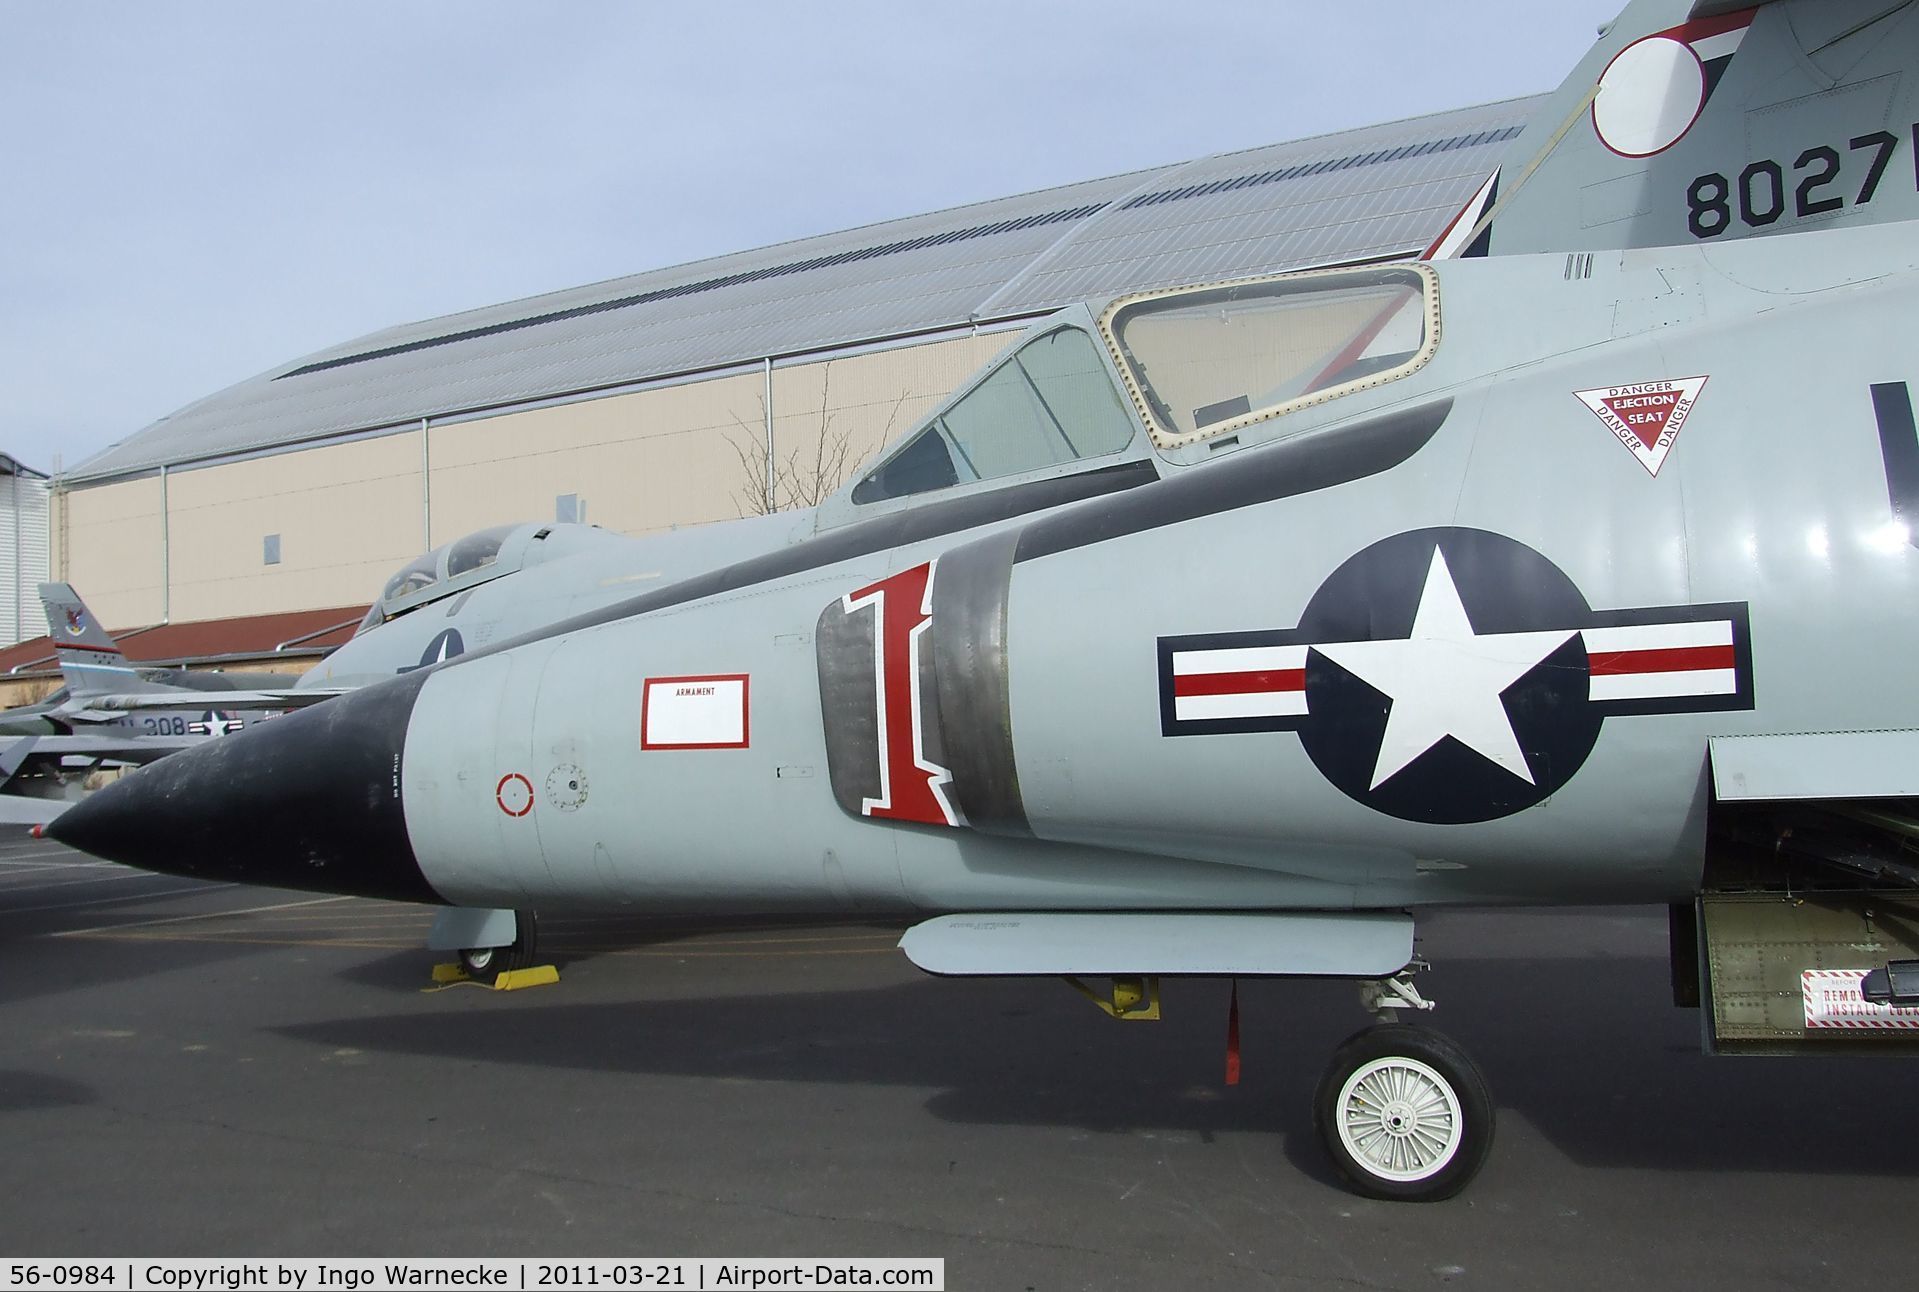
[1336,1056,1462,1182]
[1381,1099,1419,1137]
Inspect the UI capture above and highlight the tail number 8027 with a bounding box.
[1686,129,1902,238]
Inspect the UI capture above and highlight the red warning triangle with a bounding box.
[1573,375,1708,477]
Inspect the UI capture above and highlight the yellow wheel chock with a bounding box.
[427,962,561,991]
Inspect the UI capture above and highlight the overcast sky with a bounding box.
[0,2,1622,476]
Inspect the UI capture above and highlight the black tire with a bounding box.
[1312,1023,1493,1202]
[458,910,539,981]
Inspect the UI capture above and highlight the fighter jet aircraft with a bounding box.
[0,584,336,822]
[0,582,310,739]
[49,0,1919,1199]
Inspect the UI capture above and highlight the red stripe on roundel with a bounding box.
[1666,6,1758,45]
[1173,668,1306,698]
[1587,644,1734,676]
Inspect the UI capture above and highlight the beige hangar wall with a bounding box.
[165,434,425,624]
[54,330,1013,629]
[56,475,166,628]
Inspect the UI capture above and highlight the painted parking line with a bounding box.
[71,927,898,958]
[71,931,434,952]
[559,943,895,959]
[2,883,238,917]
[0,869,182,894]
[246,909,434,923]
[547,929,902,947]
[0,859,120,870]
[51,893,345,937]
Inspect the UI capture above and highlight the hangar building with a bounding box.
[45,97,1537,657]
[0,455,51,648]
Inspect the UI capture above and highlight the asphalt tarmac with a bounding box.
[0,827,1912,1289]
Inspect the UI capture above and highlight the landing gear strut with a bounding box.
[1058,961,1495,1200]
[459,910,540,981]
[1312,970,1494,1201]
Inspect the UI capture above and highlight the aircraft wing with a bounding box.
[0,733,201,765]
[0,795,70,826]
[80,687,348,713]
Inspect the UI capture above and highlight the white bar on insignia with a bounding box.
[644,677,747,747]
[1176,691,1309,722]
[1173,644,1308,675]
[1588,668,1736,702]
[1581,620,1732,654]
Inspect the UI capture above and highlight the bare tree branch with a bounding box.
[722,393,774,518]
[725,361,896,516]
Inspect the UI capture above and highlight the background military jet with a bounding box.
[0,583,336,822]
[50,0,1919,1199]
[0,581,311,737]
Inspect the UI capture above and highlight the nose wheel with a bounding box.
[1313,1023,1492,1201]
[459,909,540,981]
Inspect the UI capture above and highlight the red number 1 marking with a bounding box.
[841,561,960,827]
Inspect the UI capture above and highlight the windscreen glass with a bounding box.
[852,327,1134,504]
[380,554,439,605]
[1104,266,1432,446]
[369,524,533,626]
[446,525,515,579]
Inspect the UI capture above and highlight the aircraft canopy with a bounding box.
[1101,263,1437,449]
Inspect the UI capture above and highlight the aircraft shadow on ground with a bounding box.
[0,931,262,1009]
[0,1068,95,1114]
[282,949,1919,1181]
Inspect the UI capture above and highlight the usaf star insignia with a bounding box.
[1157,527,1753,823]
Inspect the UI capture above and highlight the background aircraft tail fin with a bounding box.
[1430,0,1919,258]
[37,583,164,697]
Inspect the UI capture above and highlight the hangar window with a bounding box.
[1100,264,1438,448]
[851,327,1134,504]
[263,534,281,565]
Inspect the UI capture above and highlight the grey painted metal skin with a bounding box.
[214,0,1919,922]
[1480,0,1919,257]
[1,582,317,737]
[355,218,1912,918]
[900,913,1413,978]
[425,906,518,954]
[1712,731,1919,802]
[47,0,1919,1199]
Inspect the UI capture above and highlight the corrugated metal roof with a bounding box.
[69,96,1542,485]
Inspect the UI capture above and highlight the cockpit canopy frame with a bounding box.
[361,522,549,631]
[1097,262,1441,450]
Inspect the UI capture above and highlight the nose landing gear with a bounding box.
[1313,972,1494,1201]
[457,909,541,982]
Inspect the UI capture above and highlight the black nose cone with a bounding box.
[49,670,443,903]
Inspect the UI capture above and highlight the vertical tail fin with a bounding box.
[1431,0,1919,258]
[37,583,162,697]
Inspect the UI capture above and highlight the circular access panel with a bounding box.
[1592,35,1706,158]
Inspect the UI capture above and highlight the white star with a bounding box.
[1313,548,1574,791]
